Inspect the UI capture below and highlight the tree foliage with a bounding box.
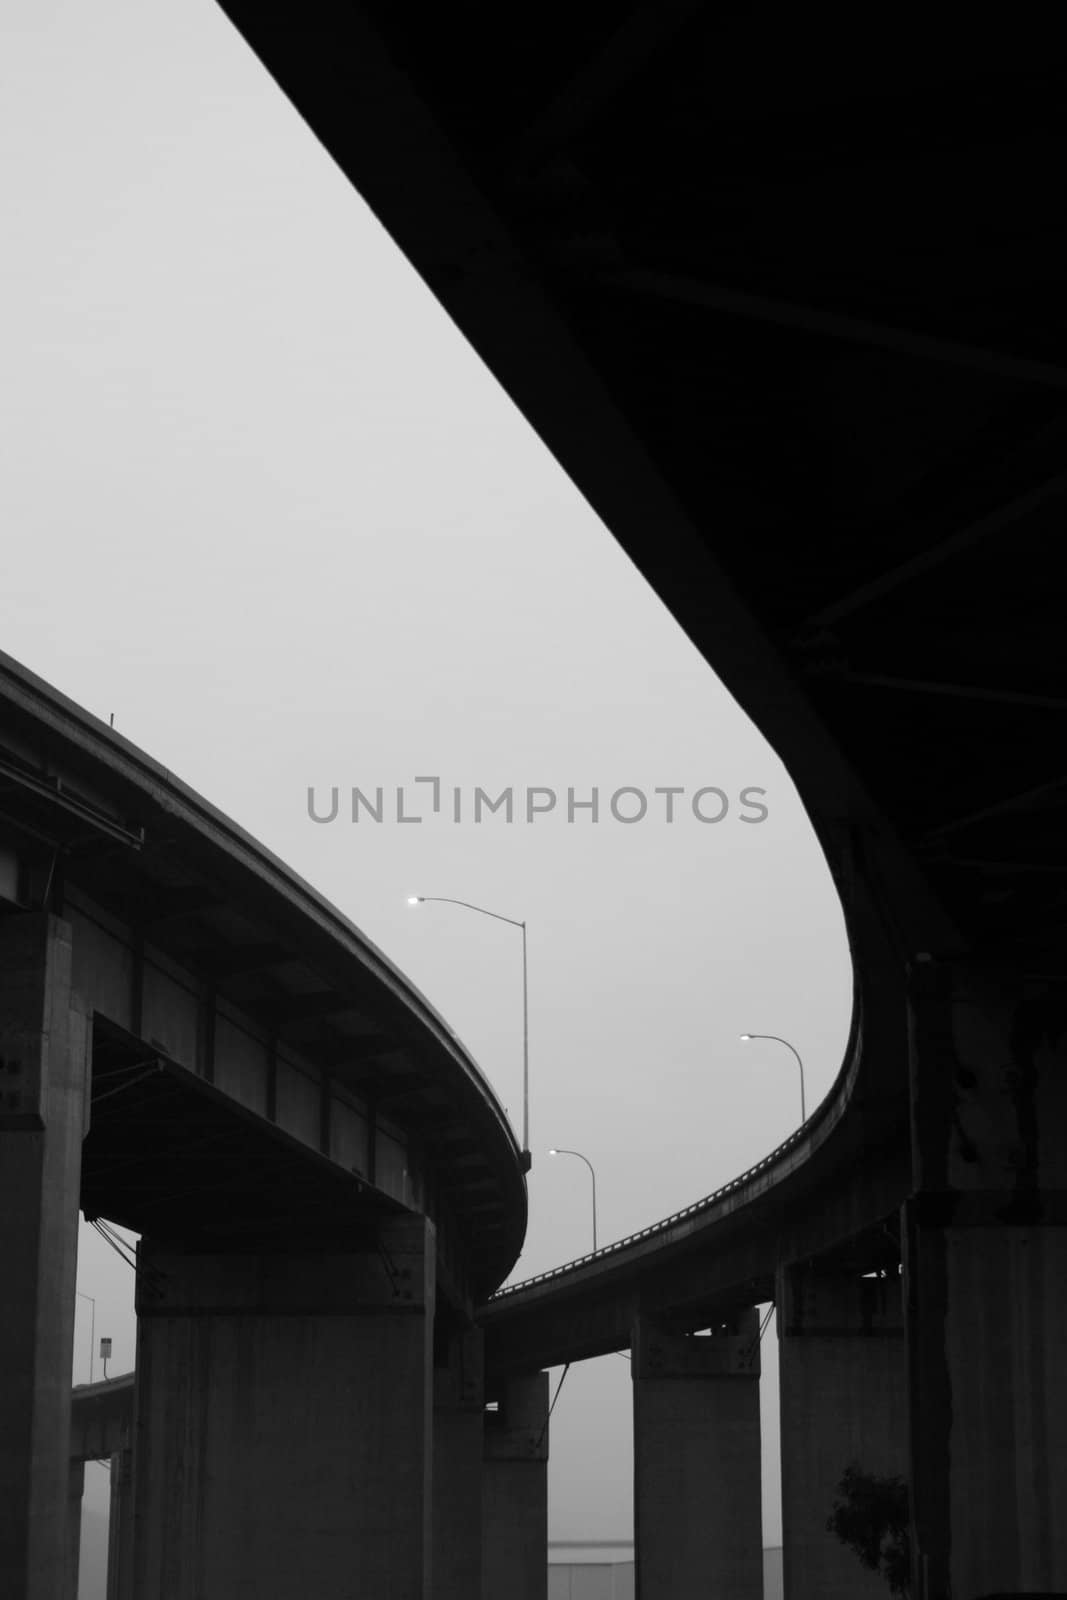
[826,1462,911,1597]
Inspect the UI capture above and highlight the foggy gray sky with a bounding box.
[3,0,851,1567]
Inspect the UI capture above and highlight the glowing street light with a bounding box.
[740,1033,806,1122]
[408,895,531,1170]
[548,1147,598,1253]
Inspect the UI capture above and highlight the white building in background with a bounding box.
[548,1544,783,1599]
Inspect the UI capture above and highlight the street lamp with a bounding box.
[548,1147,598,1253]
[76,1291,95,1384]
[740,1033,806,1122]
[408,895,531,1170]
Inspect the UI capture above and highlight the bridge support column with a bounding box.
[132,1217,435,1600]
[65,1459,84,1600]
[482,1371,549,1600]
[904,961,1067,1598]
[631,1310,763,1600]
[777,1263,906,1600]
[106,1446,134,1600]
[0,914,89,1599]
[433,1326,484,1600]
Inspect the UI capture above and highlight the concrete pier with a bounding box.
[632,1311,763,1600]
[905,961,1067,1597]
[65,1459,84,1600]
[482,1372,549,1600]
[0,915,89,1599]
[777,1264,906,1600]
[433,1327,484,1600]
[106,1447,134,1600]
[132,1218,435,1599]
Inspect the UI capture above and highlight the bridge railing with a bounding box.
[490,1113,820,1300]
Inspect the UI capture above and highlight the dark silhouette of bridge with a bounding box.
[6,10,1067,1597]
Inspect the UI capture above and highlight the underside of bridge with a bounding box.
[3,12,1066,1600]
[207,13,1067,1599]
[0,655,529,1599]
[218,4,1067,974]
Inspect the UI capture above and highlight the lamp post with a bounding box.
[76,1291,95,1384]
[408,895,531,1170]
[548,1147,598,1253]
[740,1033,806,1122]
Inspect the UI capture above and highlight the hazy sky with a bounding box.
[3,0,852,1567]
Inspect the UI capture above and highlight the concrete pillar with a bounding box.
[905,961,1067,1598]
[433,1326,484,1600]
[777,1264,906,1600]
[0,914,89,1599]
[632,1310,763,1600]
[106,1446,134,1600]
[66,1459,84,1600]
[482,1372,549,1600]
[132,1217,435,1600]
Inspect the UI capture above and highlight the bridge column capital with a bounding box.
[434,1322,483,1413]
[134,1216,436,1318]
[776,1260,904,1339]
[907,957,1067,1199]
[631,1309,761,1380]
[483,1370,549,1463]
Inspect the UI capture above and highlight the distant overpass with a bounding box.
[69,1374,134,1466]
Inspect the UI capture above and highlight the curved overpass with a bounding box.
[0,648,529,1595]
[480,881,910,1382]
[0,647,525,1301]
